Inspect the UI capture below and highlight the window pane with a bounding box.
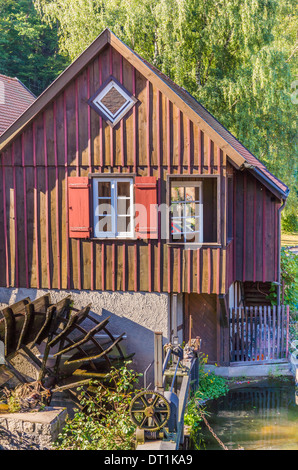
[171,186,184,202]
[97,200,112,215]
[117,181,130,197]
[117,198,130,216]
[185,217,196,232]
[117,216,130,233]
[185,186,195,201]
[171,217,183,234]
[171,218,184,241]
[98,181,111,198]
[172,220,184,241]
[97,215,112,232]
[185,233,196,243]
[185,186,200,201]
[172,202,184,218]
[184,202,197,217]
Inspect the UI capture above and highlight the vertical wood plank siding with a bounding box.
[0,45,279,293]
[234,171,278,283]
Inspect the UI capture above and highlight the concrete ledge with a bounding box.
[137,440,176,451]
[0,407,67,450]
[206,362,293,378]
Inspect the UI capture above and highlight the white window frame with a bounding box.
[93,177,134,239]
[170,180,203,243]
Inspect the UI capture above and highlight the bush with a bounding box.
[194,354,229,402]
[270,247,298,314]
[280,248,298,311]
[55,363,140,450]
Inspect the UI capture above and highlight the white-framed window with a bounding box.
[170,181,203,243]
[93,177,134,238]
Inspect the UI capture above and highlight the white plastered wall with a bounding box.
[0,288,170,382]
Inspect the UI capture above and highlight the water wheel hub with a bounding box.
[144,405,154,418]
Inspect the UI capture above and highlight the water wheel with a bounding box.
[0,294,132,406]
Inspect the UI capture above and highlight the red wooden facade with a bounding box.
[0,30,287,299]
[0,30,289,365]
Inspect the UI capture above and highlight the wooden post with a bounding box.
[154,332,163,392]
[218,295,229,366]
[0,340,4,364]
[286,305,290,358]
[188,314,193,346]
[172,294,178,342]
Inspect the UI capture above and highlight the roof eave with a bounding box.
[248,167,289,200]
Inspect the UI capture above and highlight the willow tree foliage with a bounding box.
[34,0,297,228]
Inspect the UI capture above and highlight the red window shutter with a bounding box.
[134,176,158,239]
[68,177,91,238]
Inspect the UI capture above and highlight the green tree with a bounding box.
[34,0,297,228]
[0,0,69,95]
[280,247,298,312]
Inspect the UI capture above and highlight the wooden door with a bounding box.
[184,293,218,363]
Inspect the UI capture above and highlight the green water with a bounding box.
[197,379,298,450]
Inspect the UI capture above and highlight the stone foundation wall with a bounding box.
[0,407,67,450]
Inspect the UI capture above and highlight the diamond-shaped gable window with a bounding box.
[88,77,137,127]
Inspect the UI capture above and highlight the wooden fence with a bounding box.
[230,306,290,363]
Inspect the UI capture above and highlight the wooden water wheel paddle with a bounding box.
[0,294,131,407]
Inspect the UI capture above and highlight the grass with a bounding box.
[281,232,298,247]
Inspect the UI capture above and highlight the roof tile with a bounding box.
[0,75,35,136]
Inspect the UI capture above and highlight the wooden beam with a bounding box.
[12,143,19,287]
[2,157,9,287]
[43,112,51,289]
[53,102,61,289]
[21,134,29,288]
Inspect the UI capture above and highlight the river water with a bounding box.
[196,379,298,450]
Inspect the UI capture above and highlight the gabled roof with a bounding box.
[0,29,289,199]
[0,74,35,136]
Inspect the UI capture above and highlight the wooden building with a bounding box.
[0,29,289,367]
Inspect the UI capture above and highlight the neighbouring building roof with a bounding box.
[0,29,289,199]
[0,74,36,136]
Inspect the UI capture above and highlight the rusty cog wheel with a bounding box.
[129,390,171,431]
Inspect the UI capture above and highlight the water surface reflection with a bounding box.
[198,379,298,450]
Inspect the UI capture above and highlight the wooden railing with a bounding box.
[230,306,290,364]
